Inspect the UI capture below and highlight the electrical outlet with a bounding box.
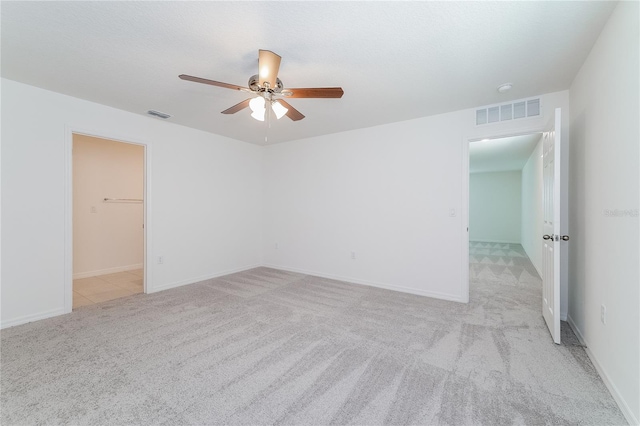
[157,256,164,265]
[90,206,97,213]
[351,251,356,260]
[275,242,279,249]
[600,304,606,324]
[449,208,456,217]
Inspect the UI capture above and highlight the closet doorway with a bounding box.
[72,134,145,309]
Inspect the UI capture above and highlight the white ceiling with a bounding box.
[1,1,616,145]
[470,133,542,173]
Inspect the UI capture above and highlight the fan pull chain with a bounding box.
[264,102,269,143]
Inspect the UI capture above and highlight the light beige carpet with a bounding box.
[1,246,627,425]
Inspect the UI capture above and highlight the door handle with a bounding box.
[561,235,569,241]
[543,234,552,240]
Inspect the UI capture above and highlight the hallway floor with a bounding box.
[73,269,143,308]
[469,240,540,285]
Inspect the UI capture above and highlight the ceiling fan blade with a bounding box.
[277,100,305,121]
[221,99,251,115]
[179,74,246,91]
[284,87,344,98]
[258,50,281,89]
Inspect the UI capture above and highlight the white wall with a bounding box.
[469,171,521,244]
[73,135,144,278]
[1,78,263,327]
[262,90,570,303]
[568,2,639,424]
[263,112,466,301]
[0,83,571,315]
[0,80,571,326]
[521,135,543,275]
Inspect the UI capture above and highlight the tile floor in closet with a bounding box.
[73,269,143,309]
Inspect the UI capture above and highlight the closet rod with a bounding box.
[103,198,143,203]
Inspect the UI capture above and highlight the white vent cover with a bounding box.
[476,98,540,125]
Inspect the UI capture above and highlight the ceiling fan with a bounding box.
[179,50,343,122]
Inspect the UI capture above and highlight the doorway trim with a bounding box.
[64,126,152,314]
[461,124,549,304]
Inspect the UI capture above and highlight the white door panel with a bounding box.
[542,108,562,344]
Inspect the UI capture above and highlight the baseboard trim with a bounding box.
[1,307,67,329]
[533,263,543,279]
[1,264,262,329]
[520,246,543,279]
[566,315,586,345]
[73,263,143,280]
[567,315,638,426]
[262,263,465,303]
[149,264,261,294]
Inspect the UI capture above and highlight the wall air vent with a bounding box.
[147,110,171,119]
[475,97,540,125]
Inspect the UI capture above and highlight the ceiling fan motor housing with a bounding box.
[249,75,284,93]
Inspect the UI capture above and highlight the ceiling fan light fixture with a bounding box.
[271,100,288,119]
[249,96,266,121]
[249,96,265,113]
[251,109,265,121]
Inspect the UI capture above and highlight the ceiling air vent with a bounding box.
[147,110,171,119]
[476,97,540,125]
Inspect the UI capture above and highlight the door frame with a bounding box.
[461,123,550,304]
[64,126,152,314]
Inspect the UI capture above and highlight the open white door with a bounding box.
[542,108,564,344]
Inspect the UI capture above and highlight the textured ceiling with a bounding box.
[470,133,542,173]
[1,1,616,144]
